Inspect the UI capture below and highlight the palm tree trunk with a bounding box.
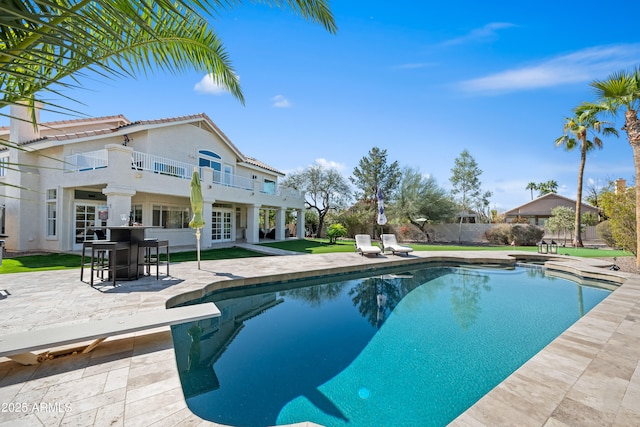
[626,110,640,266]
[573,144,586,247]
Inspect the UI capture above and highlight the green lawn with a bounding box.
[0,239,630,274]
[0,247,267,274]
[260,238,631,258]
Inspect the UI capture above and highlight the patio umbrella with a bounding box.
[189,167,205,270]
[377,188,387,226]
[377,188,387,243]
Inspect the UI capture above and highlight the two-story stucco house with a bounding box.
[0,105,305,253]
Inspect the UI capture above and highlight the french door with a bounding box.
[211,209,233,242]
[74,203,106,250]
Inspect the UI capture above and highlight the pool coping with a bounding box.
[0,250,638,426]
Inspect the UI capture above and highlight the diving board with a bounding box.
[0,303,220,365]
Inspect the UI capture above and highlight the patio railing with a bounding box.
[64,149,108,172]
[132,151,192,180]
[64,149,302,199]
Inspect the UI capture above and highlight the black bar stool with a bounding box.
[90,241,131,287]
[80,241,94,283]
[80,229,108,283]
[138,239,169,279]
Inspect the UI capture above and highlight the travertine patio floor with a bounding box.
[0,249,638,426]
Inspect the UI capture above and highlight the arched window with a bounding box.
[199,150,222,182]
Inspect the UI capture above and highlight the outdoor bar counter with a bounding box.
[106,226,158,279]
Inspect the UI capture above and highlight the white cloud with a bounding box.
[315,158,347,172]
[441,22,516,46]
[194,73,237,95]
[272,95,291,108]
[459,43,640,94]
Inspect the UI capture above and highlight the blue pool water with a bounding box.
[171,265,611,427]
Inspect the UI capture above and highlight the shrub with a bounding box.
[485,224,510,245]
[326,223,347,244]
[596,220,616,248]
[601,188,636,255]
[510,224,544,246]
[485,224,544,246]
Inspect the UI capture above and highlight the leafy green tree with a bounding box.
[350,147,401,235]
[304,209,319,237]
[281,162,351,238]
[555,103,618,247]
[449,150,493,233]
[591,67,640,263]
[391,167,457,229]
[526,182,538,200]
[547,206,575,246]
[600,187,637,255]
[325,223,347,244]
[584,179,614,220]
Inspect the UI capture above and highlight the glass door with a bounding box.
[74,203,106,250]
[212,209,233,242]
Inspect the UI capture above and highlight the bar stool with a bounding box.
[80,231,107,283]
[138,239,169,279]
[80,240,94,283]
[90,241,131,287]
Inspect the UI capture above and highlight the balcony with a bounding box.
[64,149,302,198]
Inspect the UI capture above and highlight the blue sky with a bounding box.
[9,1,640,211]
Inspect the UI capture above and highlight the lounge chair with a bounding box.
[382,234,414,256]
[355,234,382,256]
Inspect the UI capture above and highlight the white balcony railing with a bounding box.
[64,149,303,199]
[132,151,192,180]
[64,149,108,172]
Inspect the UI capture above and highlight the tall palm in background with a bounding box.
[525,182,537,200]
[591,68,640,264]
[555,103,618,247]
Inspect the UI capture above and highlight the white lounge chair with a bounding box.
[382,234,414,256]
[355,234,382,256]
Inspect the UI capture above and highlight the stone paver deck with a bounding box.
[0,249,638,426]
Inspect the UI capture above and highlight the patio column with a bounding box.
[102,185,136,227]
[296,209,305,238]
[246,204,260,243]
[275,208,286,240]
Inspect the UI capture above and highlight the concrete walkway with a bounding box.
[0,250,638,426]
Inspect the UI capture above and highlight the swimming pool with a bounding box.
[171,265,611,427]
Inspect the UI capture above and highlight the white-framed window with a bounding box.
[0,156,8,177]
[132,204,143,225]
[263,179,276,194]
[152,205,190,229]
[198,150,222,182]
[46,188,57,237]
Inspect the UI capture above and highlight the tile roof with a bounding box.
[2,112,282,175]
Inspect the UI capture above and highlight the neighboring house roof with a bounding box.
[504,193,598,216]
[0,112,283,175]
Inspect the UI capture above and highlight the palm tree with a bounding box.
[591,67,640,263]
[525,182,538,200]
[0,0,336,117]
[537,180,558,196]
[555,103,618,247]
